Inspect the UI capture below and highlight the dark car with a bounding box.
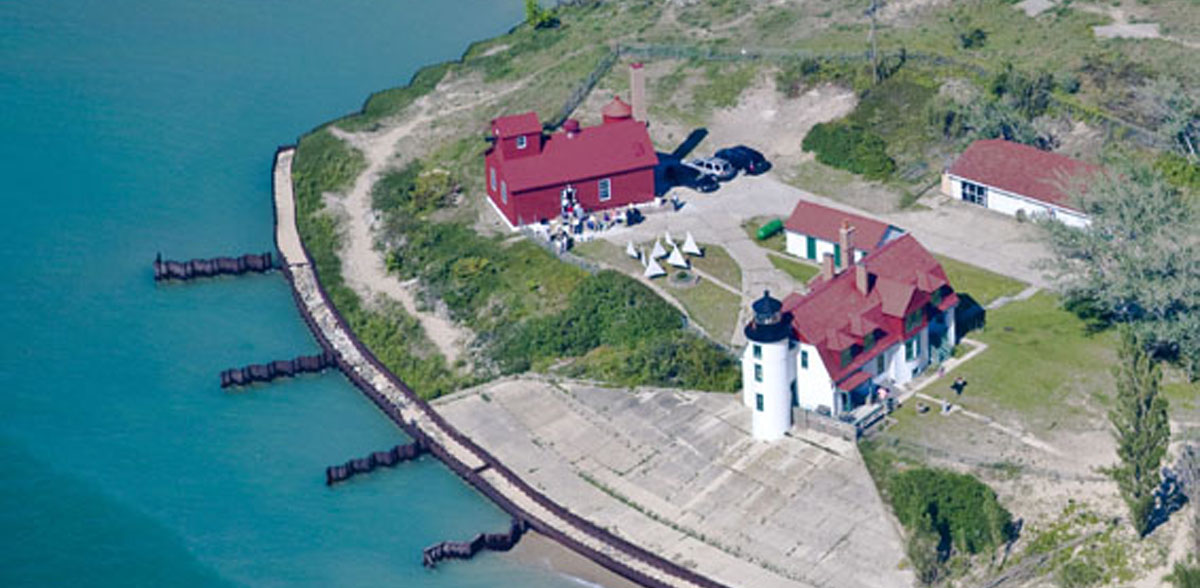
[715,146,771,175]
[666,164,719,193]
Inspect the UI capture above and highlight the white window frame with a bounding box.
[516,135,527,150]
[961,180,988,207]
[501,180,507,205]
[754,364,763,382]
[490,167,496,191]
[598,178,612,202]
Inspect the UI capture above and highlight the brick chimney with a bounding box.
[838,220,856,271]
[820,253,835,281]
[855,263,870,295]
[630,62,647,122]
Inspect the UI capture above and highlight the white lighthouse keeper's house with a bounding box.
[741,291,798,441]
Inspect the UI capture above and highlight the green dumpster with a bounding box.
[756,218,783,241]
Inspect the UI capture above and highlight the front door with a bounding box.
[806,236,816,260]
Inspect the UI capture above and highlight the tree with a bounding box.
[1105,329,1171,536]
[1135,77,1200,163]
[1179,444,1200,554]
[1040,162,1200,377]
[524,0,557,29]
[1167,560,1200,588]
[906,515,944,585]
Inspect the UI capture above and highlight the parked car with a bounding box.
[666,164,719,193]
[715,145,770,175]
[682,157,736,181]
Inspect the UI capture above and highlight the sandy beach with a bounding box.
[504,532,643,588]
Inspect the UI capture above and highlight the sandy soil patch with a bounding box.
[706,78,857,167]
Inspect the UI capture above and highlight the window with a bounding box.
[489,167,496,191]
[598,178,612,201]
[755,393,764,412]
[961,181,988,207]
[876,354,885,373]
[931,288,943,307]
[501,180,507,204]
[800,350,808,369]
[516,135,527,150]
[790,380,797,406]
[905,337,918,361]
[905,309,922,332]
[840,347,853,368]
[754,364,763,382]
[753,344,762,359]
[863,332,875,352]
[806,236,817,260]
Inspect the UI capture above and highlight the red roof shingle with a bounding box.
[781,235,955,382]
[498,118,657,193]
[492,112,543,139]
[947,139,1099,212]
[784,200,897,253]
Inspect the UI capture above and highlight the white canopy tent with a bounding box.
[682,232,702,256]
[666,245,689,269]
[644,257,666,278]
[651,239,668,259]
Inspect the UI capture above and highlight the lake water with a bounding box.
[0,1,583,585]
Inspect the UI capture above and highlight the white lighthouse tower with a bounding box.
[741,291,797,441]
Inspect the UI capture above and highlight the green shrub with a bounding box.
[889,468,1015,557]
[1154,152,1200,194]
[1167,561,1200,588]
[802,120,896,180]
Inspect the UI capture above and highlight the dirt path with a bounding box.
[327,108,472,365]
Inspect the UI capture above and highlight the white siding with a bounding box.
[741,339,796,440]
[783,230,865,263]
[793,342,835,415]
[946,174,1090,228]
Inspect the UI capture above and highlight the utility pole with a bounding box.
[866,0,882,84]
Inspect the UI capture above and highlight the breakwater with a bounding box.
[219,352,336,388]
[325,440,427,486]
[422,519,525,568]
[154,252,274,281]
[273,146,726,588]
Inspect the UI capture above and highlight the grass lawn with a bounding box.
[924,292,1115,434]
[664,277,740,343]
[574,239,741,343]
[741,216,786,252]
[768,253,820,284]
[935,254,1027,308]
[690,243,742,291]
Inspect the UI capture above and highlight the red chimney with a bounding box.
[563,118,581,138]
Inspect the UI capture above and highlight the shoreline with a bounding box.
[504,532,643,588]
[270,146,726,588]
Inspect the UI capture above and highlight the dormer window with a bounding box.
[840,347,854,367]
[904,308,922,332]
[863,332,875,352]
[516,135,528,150]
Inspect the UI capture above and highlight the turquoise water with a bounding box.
[0,1,582,586]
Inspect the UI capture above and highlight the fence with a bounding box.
[546,49,619,130]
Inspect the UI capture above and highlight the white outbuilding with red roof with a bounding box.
[942,139,1097,228]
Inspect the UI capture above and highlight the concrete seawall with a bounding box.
[271,146,727,588]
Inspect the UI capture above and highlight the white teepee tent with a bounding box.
[644,257,666,278]
[651,239,668,259]
[682,232,702,256]
[666,245,689,269]
[664,230,675,247]
[626,241,639,259]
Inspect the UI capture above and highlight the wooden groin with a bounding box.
[219,351,336,388]
[273,146,727,588]
[325,440,427,486]
[154,252,275,281]
[422,519,526,568]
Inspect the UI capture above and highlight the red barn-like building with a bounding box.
[483,96,658,228]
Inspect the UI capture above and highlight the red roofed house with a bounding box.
[943,139,1098,228]
[740,231,958,440]
[783,199,904,267]
[484,91,657,228]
